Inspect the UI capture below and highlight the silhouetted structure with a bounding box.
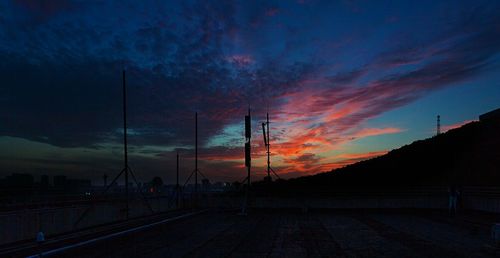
[262,112,280,182]
[176,152,180,207]
[437,115,441,135]
[0,173,34,197]
[255,108,500,196]
[103,174,108,187]
[40,175,49,191]
[0,174,93,200]
[241,109,252,214]
[195,112,198,195]
[53,175,66,189]
[183,112,209,206]
[74,70,152,227]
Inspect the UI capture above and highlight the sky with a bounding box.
[0,0,499,185]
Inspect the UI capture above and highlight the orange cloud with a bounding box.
[233,86,406,176]
[334,150,388,160]
[200,84,404,179]
[350,127,403,139]
[225,54,254,66]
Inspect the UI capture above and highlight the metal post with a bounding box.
[74,70,155,228]
[195,112,198,202]
[267,113,270,179]
[122,70,129,219]
[437,115,441,135]
[176,152,180,208]
[247,108,251,197]
[240,108,252,215]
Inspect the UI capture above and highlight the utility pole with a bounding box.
[195,112,198,205]
[261,112,280,181]
[437,115,441,136]
[73,70,154,227]
[266,113,270,179]
[181,112,209,209]
[247,109,251,190]
[176,152,180,208]
[241,108,251,215]
[122,70,129,219]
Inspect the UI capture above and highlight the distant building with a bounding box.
[53,175,67,190]
[202,178,210,191]
[67,179,91,189]
[5,173,34,189]
[53,175,91,193]
[40,175,50,191]
[0,173,35,197]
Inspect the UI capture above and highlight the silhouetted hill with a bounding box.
[255,109,500,195]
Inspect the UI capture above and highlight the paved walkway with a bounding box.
[56,210,500,258]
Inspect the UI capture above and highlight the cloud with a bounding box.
[12,0,78,21]
[334,151,388,161]
[349,127,402,140]
[283,153,321,171]
[225,54,254,66]
[0,1,499,182]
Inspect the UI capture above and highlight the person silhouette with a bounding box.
[36,231,45,257]
[448,185,460,217]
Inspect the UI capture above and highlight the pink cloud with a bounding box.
[335,150,388,160]
[226,54,254,66]
[350,127,403,139]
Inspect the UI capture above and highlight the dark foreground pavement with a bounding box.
[45,209,500,258]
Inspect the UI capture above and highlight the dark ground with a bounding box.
[47,209,500,258]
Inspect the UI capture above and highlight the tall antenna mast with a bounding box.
[74,69,153,227]
[261,112,280,181]
[122,70,129,218]
[182,112,209,208]
[195,112,198,198]
[437,115,441,136]
[176,152,180,208]
[267,113,270,178]
[241,108,252,215]
[247,109,251,189]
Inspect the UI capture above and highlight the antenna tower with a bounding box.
[262,112,280,181]
[176,152,181,208]
[182,112,209,208]
[74,70,153,227]
[240,108,252,215]
[437,115,441,135]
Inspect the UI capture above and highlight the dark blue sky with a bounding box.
[1,0,499,184]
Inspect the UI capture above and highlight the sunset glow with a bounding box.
[0,0,499,184]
